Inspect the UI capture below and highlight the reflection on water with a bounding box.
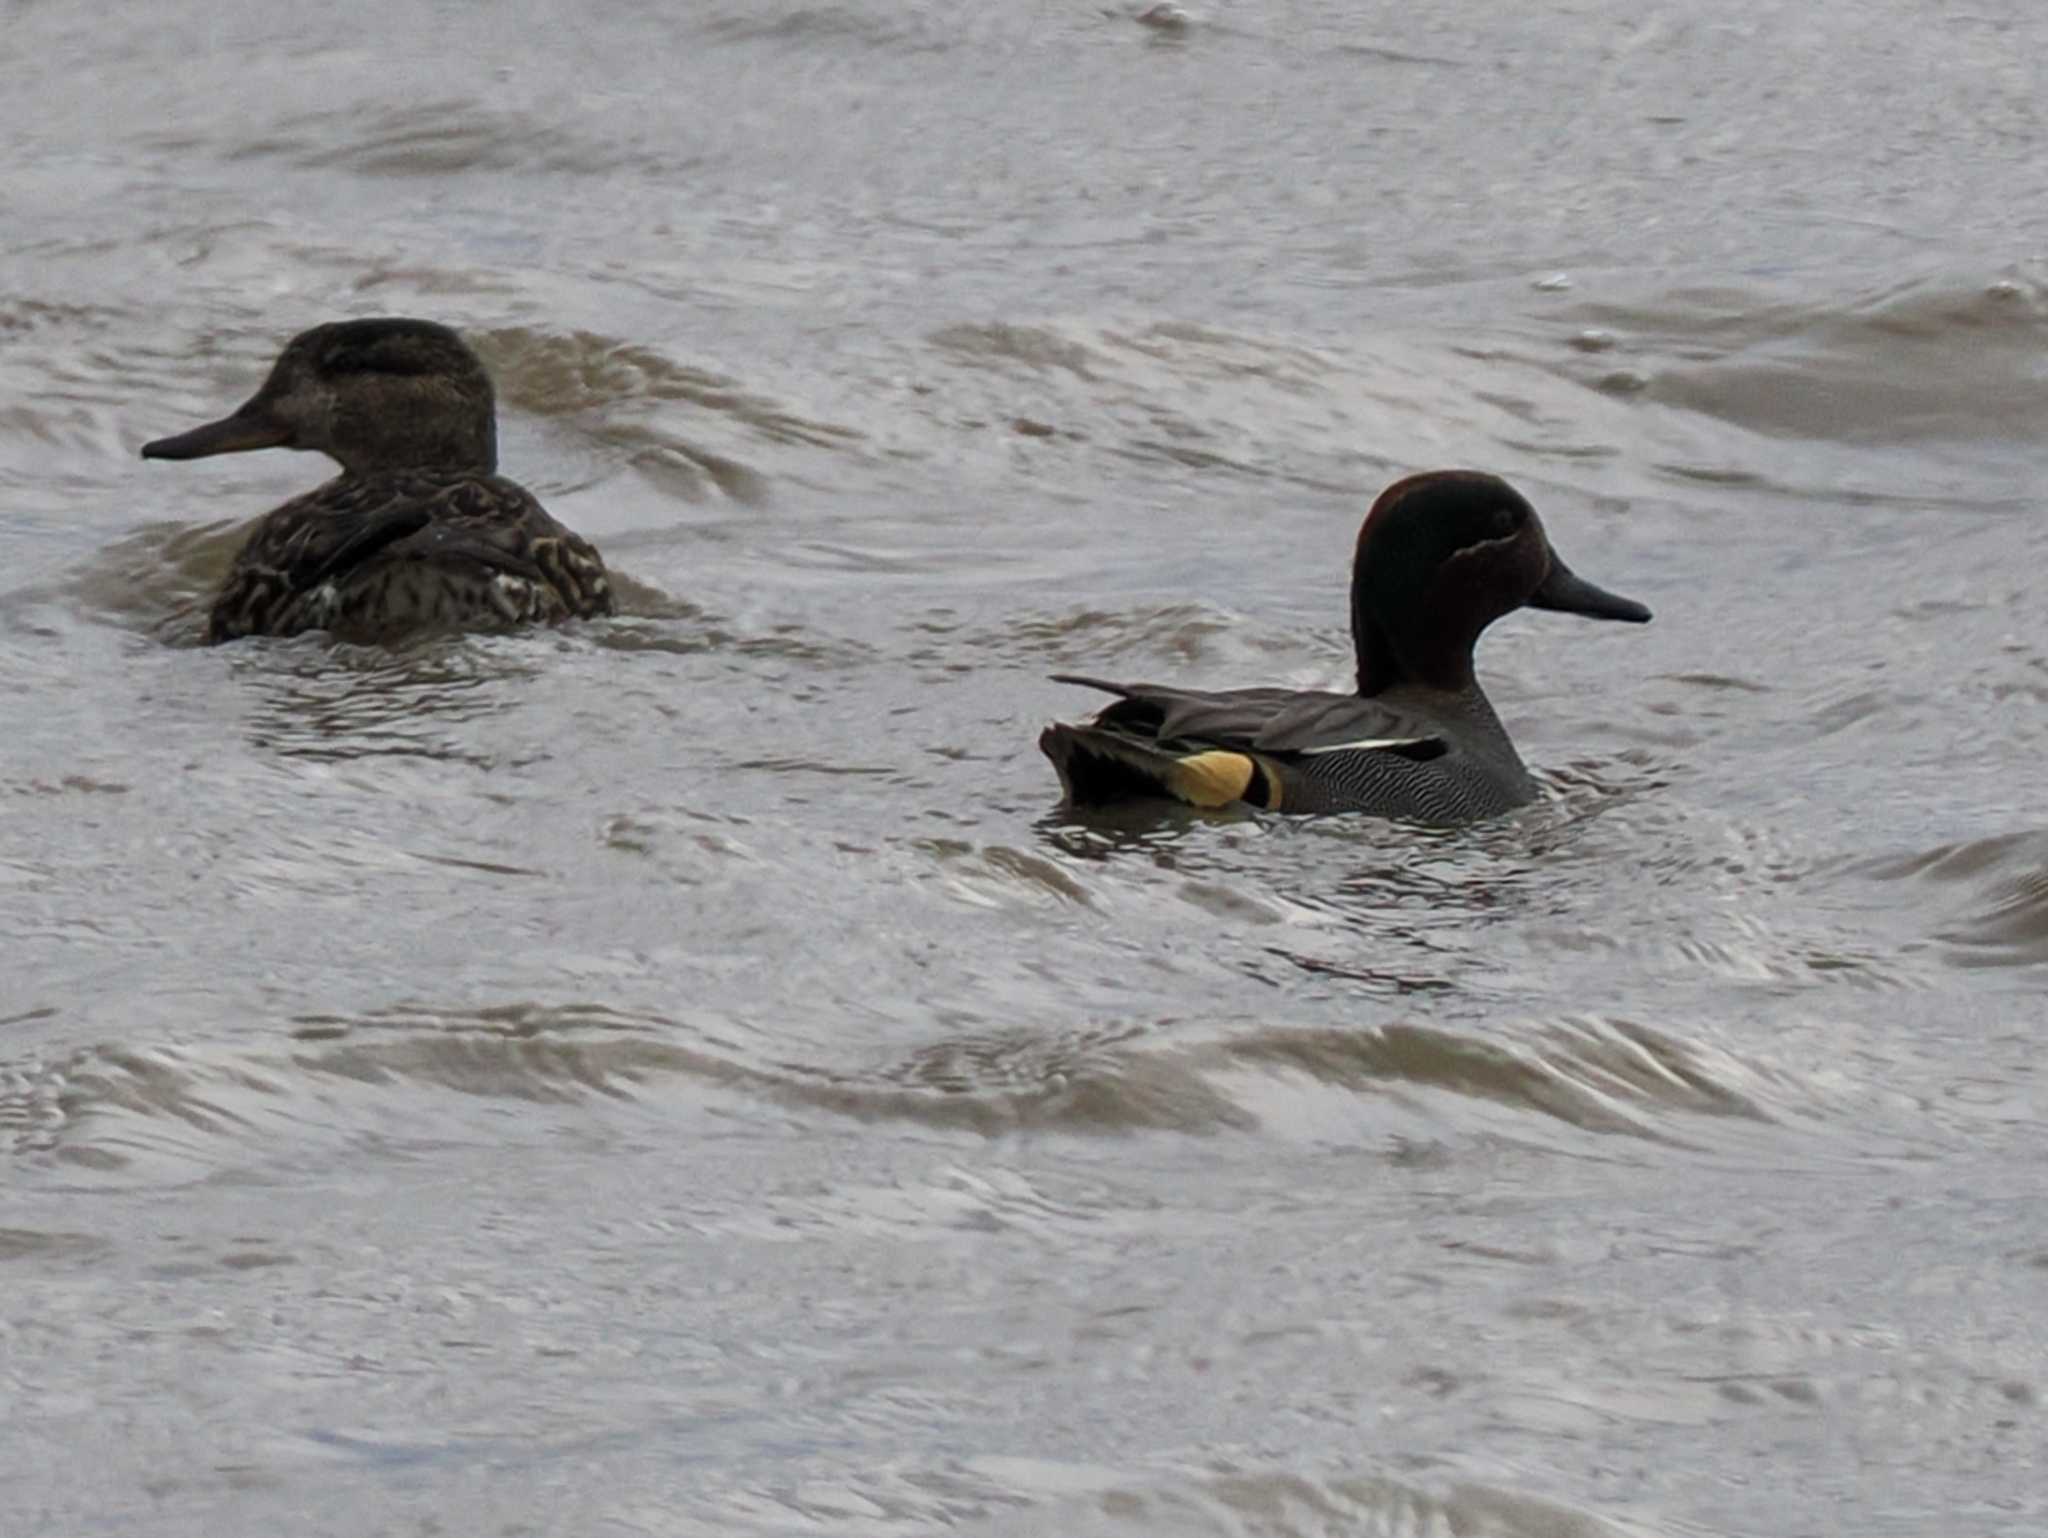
[8,996,1787,1182]
[238,646,538,763]
[64,518,242,644]
[1863,831,2048,968]
[974,1468,1653,1538]
[6,0,2048,1532]
[1552,277,2048,447]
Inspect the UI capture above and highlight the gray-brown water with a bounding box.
[4,2,2047,1533]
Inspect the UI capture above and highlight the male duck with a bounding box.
[143,317,614,644]
[1041,470,1650,825]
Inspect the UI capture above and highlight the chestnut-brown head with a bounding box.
[141,318,498,477]
[1349,470,1650,694]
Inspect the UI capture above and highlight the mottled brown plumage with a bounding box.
[142,317,614,645]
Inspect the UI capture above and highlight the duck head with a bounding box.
[142,318,498,477]
[1349,470,1650,695]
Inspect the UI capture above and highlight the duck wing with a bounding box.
[287,503,436,590]
[222,475,431,594]
[1051,675,1443,756]
[206,478,438,640]
[400,476,612,616]
[208,472,612,642]
[241,472,587,586]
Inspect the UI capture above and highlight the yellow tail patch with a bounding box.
[1168,751,1280,810]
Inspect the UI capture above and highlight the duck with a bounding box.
[1040,470,1650,825]
[142,317,614,644]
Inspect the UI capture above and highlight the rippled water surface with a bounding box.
[5,2,2047,1533]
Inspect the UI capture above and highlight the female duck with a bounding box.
[1041,470,1651,825]
[142,317,614,644]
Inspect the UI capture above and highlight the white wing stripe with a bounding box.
[1296,736,1434,756]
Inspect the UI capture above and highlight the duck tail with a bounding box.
[1038,724,1279,810]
